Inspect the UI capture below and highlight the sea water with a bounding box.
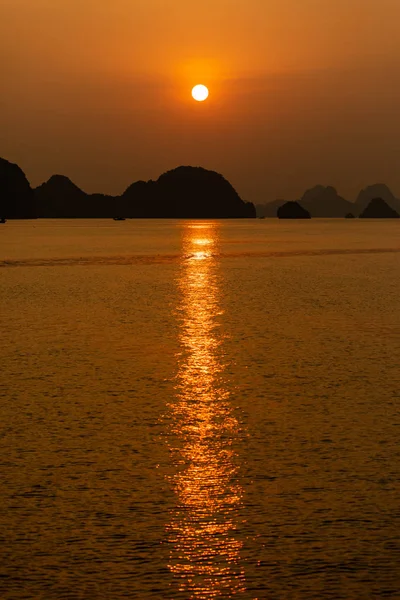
[1,219,399,599]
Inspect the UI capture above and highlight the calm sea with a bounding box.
[1,219,399,599]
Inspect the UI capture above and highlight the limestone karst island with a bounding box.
[1,157,400,219]
[0,158,255,219]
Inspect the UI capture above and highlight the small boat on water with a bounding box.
[113,217,126,221]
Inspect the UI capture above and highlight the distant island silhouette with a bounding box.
[277,201,311,219]
[0,158,255,219]
[256,183,400,218]
[359,197,399,218]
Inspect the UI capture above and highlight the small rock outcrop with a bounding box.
[277,201,311,219]
[256,199,286,218]
[359,198,400,218]
[0,157,36,219]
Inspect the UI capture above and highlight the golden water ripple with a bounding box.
[166,222,246,598]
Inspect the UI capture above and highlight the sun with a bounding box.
[191,84,209,102]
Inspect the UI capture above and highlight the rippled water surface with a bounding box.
[1,219,399,599]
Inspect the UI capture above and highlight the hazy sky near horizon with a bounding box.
[2,0,400,203]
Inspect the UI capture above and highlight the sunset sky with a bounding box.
[2,0,400,203]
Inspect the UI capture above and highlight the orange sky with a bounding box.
[2,0,400,203]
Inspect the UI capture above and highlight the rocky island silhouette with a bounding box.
[0,158,255,219]
[1,156,400,220]
[359,197,399,218]
[0,158,36,220]
[256,183,400,218]
[277,201,311,219]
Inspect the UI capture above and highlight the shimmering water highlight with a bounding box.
[0,219,399,599]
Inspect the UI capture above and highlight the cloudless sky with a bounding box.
[2,0,400,202]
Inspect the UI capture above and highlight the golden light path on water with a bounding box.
[166,222,246,598]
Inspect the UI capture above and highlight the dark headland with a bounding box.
[0,158,255,219]
[0,158,36,219]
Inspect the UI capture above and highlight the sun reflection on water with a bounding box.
[166,222,246,598]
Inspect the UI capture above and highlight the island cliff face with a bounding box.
[0,158,36,219]
[33,165,255,218]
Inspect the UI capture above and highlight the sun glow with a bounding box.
[191,84,209,102]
